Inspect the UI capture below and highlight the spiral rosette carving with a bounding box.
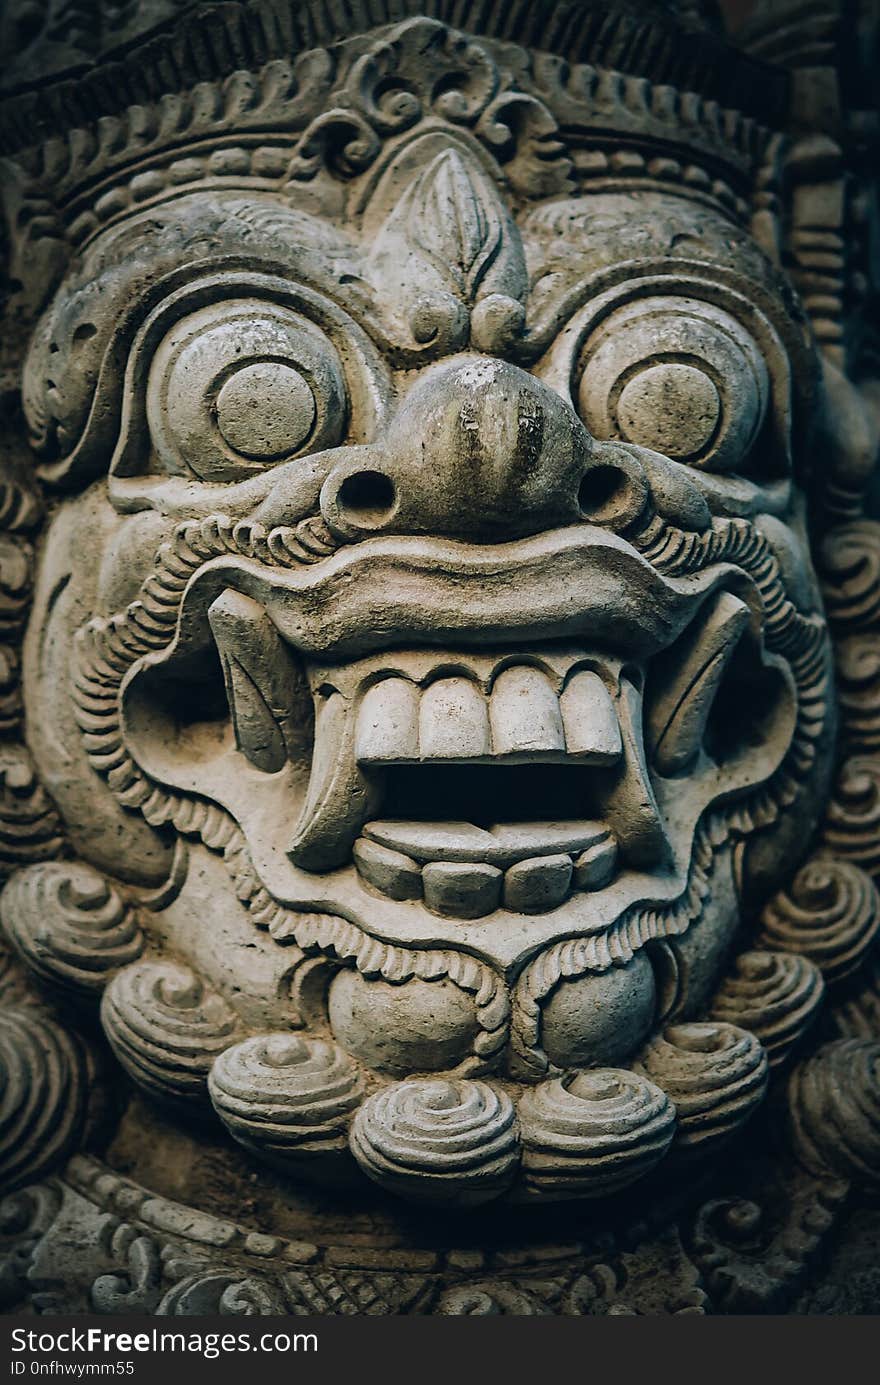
[0,1010,92,1191]
[822,757,880,881]
[517,1069,676,1199]
[636,1023,768,1154]
[0,940,38,1009]
[1,862,143,996]
[157,1272,287,1316]
[0,473,41,533]
[831,956,880,1040]
[0,746,63,876]
[0,947,19,1003]
[0,536,32,640]
[787,1040,880,1187]
[819,520,880,630]
[101,961,241,1106]
[0,647,21,736]
[758,854,880,983]
[209,1034,364,1165]
[350,1078,519,1205]
[709,951,825,1068]
[836,634,880,753]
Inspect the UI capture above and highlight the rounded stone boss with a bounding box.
[0,0,877,1315]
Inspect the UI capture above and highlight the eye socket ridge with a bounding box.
[143,297,350,484]
[576,295,773,475]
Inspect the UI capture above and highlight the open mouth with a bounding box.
[123,549,793,940]
[313,643,660,919]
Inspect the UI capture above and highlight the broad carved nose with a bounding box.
[320,356,648,542]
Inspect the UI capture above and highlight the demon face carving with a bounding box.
[7,20,841,1205]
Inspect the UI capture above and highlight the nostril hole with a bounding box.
[577,456,648,531]
[337,469,397,528]
[578,464,627,518]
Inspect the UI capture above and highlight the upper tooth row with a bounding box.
[355,668,622,765]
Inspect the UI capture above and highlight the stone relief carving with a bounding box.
[0,0,877,1313]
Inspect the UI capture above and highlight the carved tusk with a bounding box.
[208,589,306,775]
[288,689,380,873]
[647,591,752,776]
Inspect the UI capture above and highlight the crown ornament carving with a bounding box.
[1,7,783,285]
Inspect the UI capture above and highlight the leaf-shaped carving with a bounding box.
[409,150,504,298]
[371,146,523,303]
[367,146,527,352]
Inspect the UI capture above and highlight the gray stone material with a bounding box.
[0,0,877,1315]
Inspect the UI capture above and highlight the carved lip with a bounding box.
[352,816,622,920]
[173,525,741,662]
[362,820,612,867]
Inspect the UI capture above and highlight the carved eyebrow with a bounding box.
[23,200,382,491]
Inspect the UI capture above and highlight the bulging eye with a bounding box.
[146,299,348,481]
[576,296,770,473]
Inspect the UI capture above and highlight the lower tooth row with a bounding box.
[352,834,618,918]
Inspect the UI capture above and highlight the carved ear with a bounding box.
[367,148,527,355]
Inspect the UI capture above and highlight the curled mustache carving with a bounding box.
[120,519,742,665]
[78,511,763,882]
[76,493,825,678]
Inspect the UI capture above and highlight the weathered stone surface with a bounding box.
[0,0,877,1314]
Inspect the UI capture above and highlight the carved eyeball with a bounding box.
[146,299,348,481]
[577,296,770,473]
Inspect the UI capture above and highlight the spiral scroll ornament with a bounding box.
[101,960,242,1107]
[350,1078,520,1204]
[835,633,880,753]
[636,1023,768,1155]
[822,757,880,882]
[0,1009,93,1191]
[787,1040,880,1187]
[157,1272,287,1316]
[0,746,63,877]
[517,1069,675,1199]
[819,520,880,630]
[435,1283,547,1315]
[758,854,880,983]
[209,1034,364,1166]
[709,951,825,1068]
[1,861,143,997]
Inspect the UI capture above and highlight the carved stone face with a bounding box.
[16,74,837,1202]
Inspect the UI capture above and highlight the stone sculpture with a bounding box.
[0,0,877,1313]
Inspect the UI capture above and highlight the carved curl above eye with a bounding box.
[144,299,349,483]
[576,296,771,474]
